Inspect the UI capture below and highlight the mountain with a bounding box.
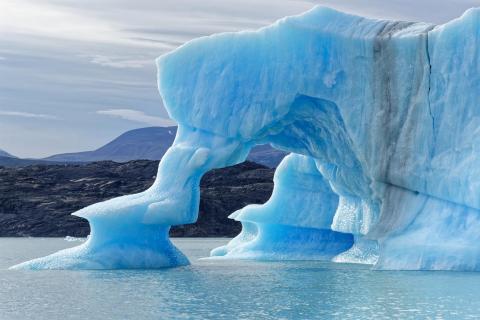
[0,149,16,158]
[247,144,288,167]
[45,126,287,167]
[0,157,66,167]
[0,148,74,167]
[45,126,177,163]
[0,149,63,167]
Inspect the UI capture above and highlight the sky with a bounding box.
[1,0,479,158]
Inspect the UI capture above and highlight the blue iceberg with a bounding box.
[12,6,480,271]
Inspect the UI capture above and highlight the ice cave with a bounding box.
[12,6,480,271]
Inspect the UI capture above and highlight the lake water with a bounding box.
[2,238,480,319]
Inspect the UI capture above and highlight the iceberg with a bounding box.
[11,6,480,271]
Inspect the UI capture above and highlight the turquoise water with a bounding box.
[2,238,480,319]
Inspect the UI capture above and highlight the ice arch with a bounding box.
[12,6,480,271]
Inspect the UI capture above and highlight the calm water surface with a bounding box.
[1,238,480,319]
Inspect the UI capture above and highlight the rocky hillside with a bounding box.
[0,161,274,237]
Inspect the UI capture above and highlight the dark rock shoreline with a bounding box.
[0,160,274,237]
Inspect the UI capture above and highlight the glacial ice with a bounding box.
[11,6,480,271]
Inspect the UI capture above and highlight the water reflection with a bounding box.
[2,238,480,319]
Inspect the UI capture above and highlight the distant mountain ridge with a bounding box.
[0,157,67,167]
[0,149,61,167]
[0,127,286,167]
[45,127,177,163]
[0,149,16,158]
[0,148,73,167]
[45,127,287,167]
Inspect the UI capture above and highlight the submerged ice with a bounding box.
[11,6,480,271]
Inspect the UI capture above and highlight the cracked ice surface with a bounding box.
[12,7,480,271]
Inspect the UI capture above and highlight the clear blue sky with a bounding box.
[1,0,478,158]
